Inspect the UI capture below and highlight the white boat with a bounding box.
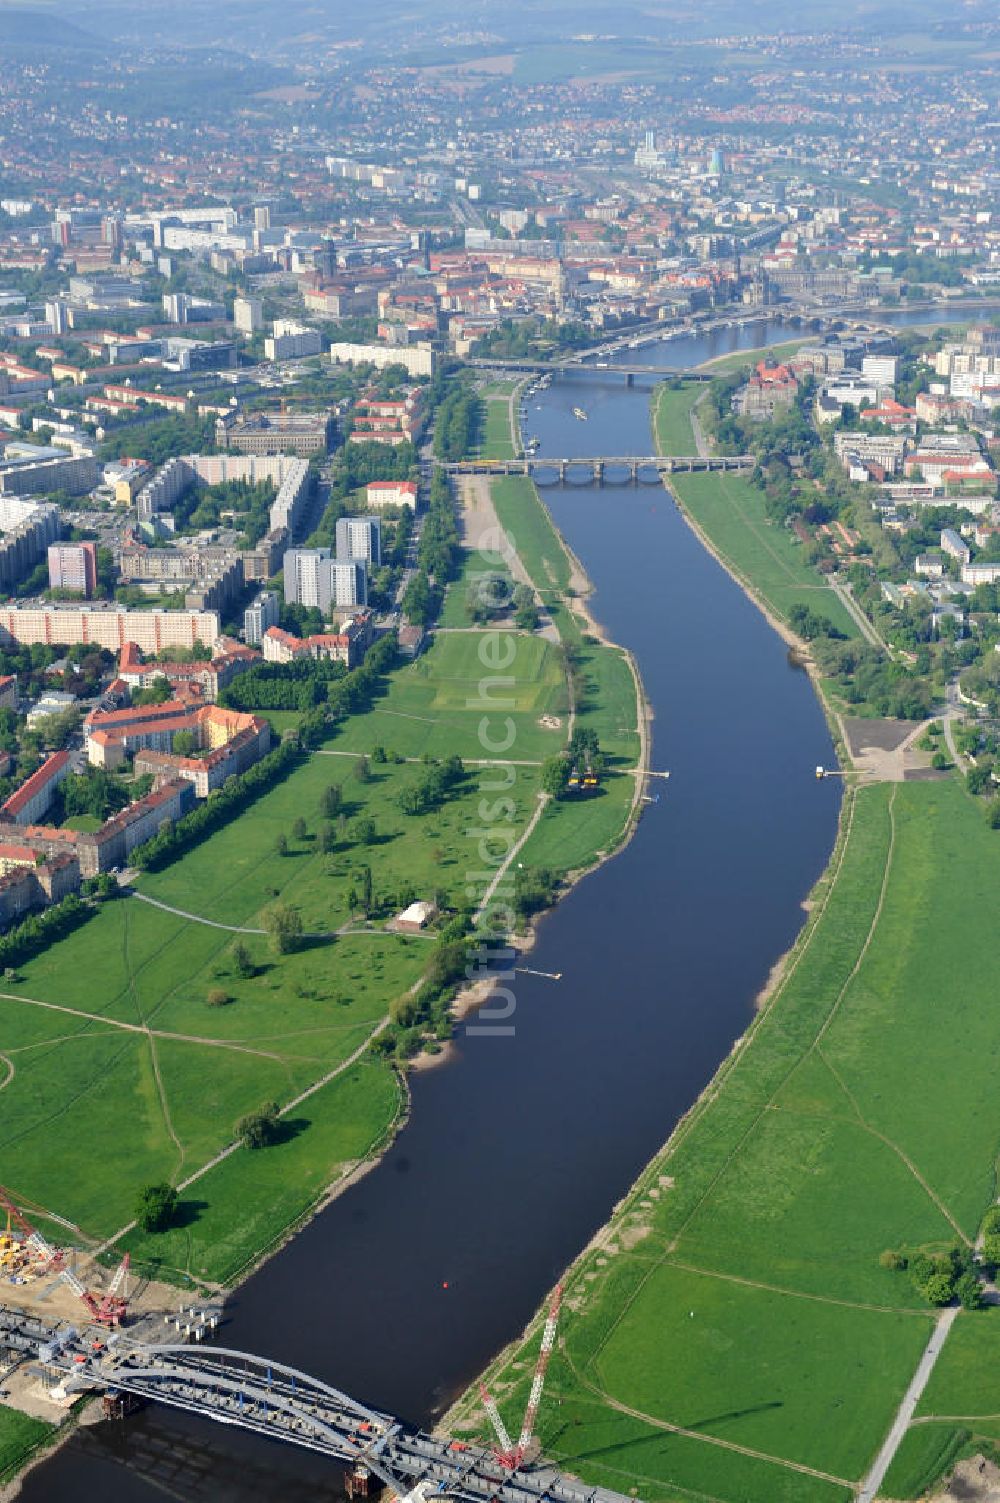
[573,406,588,421]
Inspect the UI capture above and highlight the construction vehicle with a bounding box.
[59,1252,130,1328]
[0,1186,64,1281]
[480,1285,562,1473]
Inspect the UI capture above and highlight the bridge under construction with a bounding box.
[0,1303,636,1503]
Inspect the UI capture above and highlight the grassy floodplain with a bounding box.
[0,470,641,1290]
[669,468,858,638]
[449,384,1000,1498]
[651,381,702,455]
[0,636,554,1283]
[452,780,1000,1499]
[0,1409,54,1487]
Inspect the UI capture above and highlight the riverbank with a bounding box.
[444,385,1000,1503]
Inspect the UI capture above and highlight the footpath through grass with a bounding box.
[0,635,556,1272]
[451,779,1000,1500]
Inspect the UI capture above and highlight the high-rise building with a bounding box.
[243,589,280,645]
[335,515,381,567]
[45,300,68,336]
[282,548,367,613]
[233,296,264,335]
[283,548,331,610]
[47,542,98,598]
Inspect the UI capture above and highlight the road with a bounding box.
[857,1305,960,1503]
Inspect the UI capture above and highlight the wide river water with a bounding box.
[21,306,986,1500]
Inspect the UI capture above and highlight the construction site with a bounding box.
[0,1186,636,1503]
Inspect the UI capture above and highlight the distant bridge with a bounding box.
[446,454,753,483]
[1,1306,635,1503]
[467,357,712,383]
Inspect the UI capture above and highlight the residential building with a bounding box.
[0,751,71,825]
[244,590,280,646]
[366,480,418,510]
[26,691,77,729]
[0,605,219,653]
[941,529,971,565]
[0,453,97,496]
[283,547,369,613]
[233,296,264,335]
[330,341,434,377]
[47,541,97,597]
[336,515,381,566]
[264,321,323,361]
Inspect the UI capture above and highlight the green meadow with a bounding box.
[668,469,858,637]
[451,780,1000,1500]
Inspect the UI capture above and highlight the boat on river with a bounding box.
[573,406,588,421]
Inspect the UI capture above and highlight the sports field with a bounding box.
[480,396,516,460]
[452,780,1000,1500]
[668,470,858,638]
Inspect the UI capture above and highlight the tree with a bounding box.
[135,1182,177,1234]
[263,902,303,954]
[356,864,373,917]
[173,730,197,756]
[206,986,231,1007]
[354,755,370,784]
[321,784,342,818]
[923,1272,956,1306]
[292,815,307,842]
[319,821,336,854]
[275,831,289,857]
[231,940,255,978]
[541,754,570,798]
[236,1101,280,1149]
[955,1271,983,1310]
[353,816,376,846]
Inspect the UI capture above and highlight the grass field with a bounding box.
[668,470,858,637]
[451,780,1000,1499]
[0,634,565,1264]
[651,383,701,455]
[480,397,516,460]
[0,1410,53,1486]
[698,338,809,374]
[439,551,515,629]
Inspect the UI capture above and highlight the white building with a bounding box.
[366,480,418,510]
[244,589,280,645]
[265,320,323,362]
[336,515,381,566]
[330,341,434,377]
[234,296,264,335]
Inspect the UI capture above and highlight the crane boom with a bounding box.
[516,1284,562,1454]
[478,1384,515,1457]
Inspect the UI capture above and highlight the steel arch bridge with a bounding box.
[8,1313,634,1503]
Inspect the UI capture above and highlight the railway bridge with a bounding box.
[445,454,754,483]
[0,1306,635,1503]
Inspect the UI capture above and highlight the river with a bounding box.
[20,309,977,1500]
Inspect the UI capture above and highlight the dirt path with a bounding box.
[857,1305,961,1503]
[91,1015,393,1262]
[473,791,549,924]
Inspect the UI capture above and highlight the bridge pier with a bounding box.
[593,460,603,482]
[558,460,567,482]
[625,373,634,388]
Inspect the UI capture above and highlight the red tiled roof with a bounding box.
[1,751,70,818]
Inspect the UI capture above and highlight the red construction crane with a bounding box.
[59,1252,130,1328]
[481,1284,562,1472]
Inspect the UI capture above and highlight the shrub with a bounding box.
[206,987,231,1007]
